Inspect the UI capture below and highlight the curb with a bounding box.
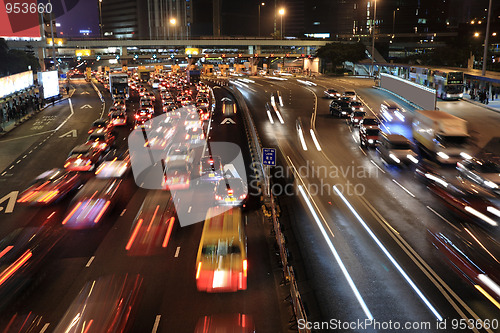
[461,97,500,115]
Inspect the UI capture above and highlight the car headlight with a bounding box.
[484,180,499,189]
[460,152,472,160]
[352,107,355,111]
[389,153,401,164]
[406,154,419,164]
[368,139,374,144]
[354,119,358,122]
[437,152,449,160]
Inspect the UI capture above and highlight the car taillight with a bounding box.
[196,261,202,279]
[243,259,248,276]
[215,195,222,200]
[228,189,234,196]
[239,194,247,200]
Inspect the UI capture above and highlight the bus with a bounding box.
[431,69,464,100]
[195,207,247,292]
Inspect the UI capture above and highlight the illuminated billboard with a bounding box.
[0,71,34,99]
[0,0,41,38]
[38,71,60,99]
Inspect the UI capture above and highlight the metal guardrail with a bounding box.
[221,81,311,333]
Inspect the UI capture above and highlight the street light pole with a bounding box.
[99,0,103,38]
[278,8,285,39]
[482,0,493,76]
[370,0,377,76]
[392,8,399,37]
[258,3,265,37]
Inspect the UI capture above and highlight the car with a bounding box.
[350,101,364,112]
[113,100,126,112]
[88,118,111,134]
[145,123,176,150]
[359,126,380,148]
[196,98,209,108]
[214,177,248,206]
[134,115,152,130]
[107,106,122,117]
[457,158,500,194]
[166,143,195,166]
[359,117,379,132]
[185,126,205,144]
[343,90,357,101]
[95,149,131,178]
[349,110,366,127]
[64,144,103,171]
[377,133,418,165]
[144,91,156,101]
[138,87,147,97]
[109,110,128,127]
[140,99,154,113]
[330,100,351,117]
[324,88,340,99]
[184,113,202,129]
[17,169,82,205]
[62,178,122,229]
[199,156,223,182]
[0,226,64,310]
[85,128,115,151]
[163,162,191,190]
[380,102,406,122]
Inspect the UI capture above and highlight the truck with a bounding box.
[109,72,129,100]
[187,70,201,84]
[412,110,470,164]
[138,68,151,83]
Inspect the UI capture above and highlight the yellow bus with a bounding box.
[196,207,247,292]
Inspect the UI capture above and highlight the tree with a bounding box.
[0,38,40,77]
[315,42,366,73]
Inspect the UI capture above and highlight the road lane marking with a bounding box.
[85,256,95,267]
[333,185,442,321]
[310,129,322,151]
[392,179,415,198]
[426,206,460,232]
[358,146,367,156]
[174,247,181,257]
[151,315,161,333]
[40,323,50,333]
[22,155,27,159]
[120,209,127,216]
[9,165,14,170]
[0,130,56,143]
[55,98,75,131]
[16,160,20,164]
[188,206,192,213]
[370,160,386,173]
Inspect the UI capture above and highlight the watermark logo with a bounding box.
[128,109,247,227]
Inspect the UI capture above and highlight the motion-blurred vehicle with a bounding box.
[165,143,195,166]
[324,88,340,99]
[85,128,115,151]
[359,117,379,132]
[428,230,500,304]
[95,149,131,178]
[200,156,223,182]
[62,178,121,229]
[380,102,406,123]
[107,105,122,117]
[126,191,176,255]
[88,118,111,134]
[64,144,103,171]
[163,162,191,190]
[377,133,418,165]
[185,126,205,144]
[196,207,247,292]
[348,110,366,127]
[457,158,500,194]
[17,169,82,205]
[0,225,64,310]
[53,274,143,333]
[412,110,470,164]
[359,126,379,148]
[109,110,128,127]
[214,177,248,206]
[194,314,256,333]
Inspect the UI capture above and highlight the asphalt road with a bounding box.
[231,75,500,332]
[0,79,286,332]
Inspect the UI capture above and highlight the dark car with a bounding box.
[330,100,352,117]
[359,126,379,148]
[199,156,223,182]
[88,118,111,134]
[64,144,103,172]
[214,177,248,206]
[457,158,500,195]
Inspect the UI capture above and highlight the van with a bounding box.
[377,133,418,165]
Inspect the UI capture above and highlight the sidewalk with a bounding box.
[461,92,500,114]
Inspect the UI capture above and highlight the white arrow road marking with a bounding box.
[80,104,92,109]
[0,191,19,213]
[221,118,236,125]
[59,129,77,138]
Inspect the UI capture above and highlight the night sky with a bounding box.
[40,0,100,37]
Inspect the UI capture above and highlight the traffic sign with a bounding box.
[262,148,276,166]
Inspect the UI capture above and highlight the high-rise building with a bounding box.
[101,0,192,39]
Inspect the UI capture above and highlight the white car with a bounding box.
[166,143,195,166]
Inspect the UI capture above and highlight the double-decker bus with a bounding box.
[431,69,464,100]
[196,207,247,292]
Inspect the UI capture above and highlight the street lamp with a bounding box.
[258,2,265,37]
[278,8,285,39]
[370,0,377,77]
[170,18,177,40]
[482,0,493,76]
[392,7,399,37]
[99,0,103,38]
